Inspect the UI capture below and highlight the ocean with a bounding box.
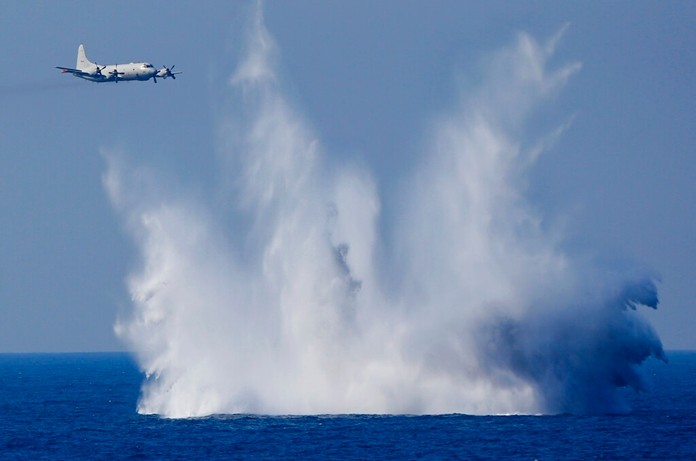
[1,352,694,460]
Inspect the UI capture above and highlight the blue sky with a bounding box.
[1,1,695,353]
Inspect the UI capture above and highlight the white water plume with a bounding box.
[105,12,665,417]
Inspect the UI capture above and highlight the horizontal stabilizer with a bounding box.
[56,66,89,76]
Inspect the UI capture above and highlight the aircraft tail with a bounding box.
[76,44,94,70]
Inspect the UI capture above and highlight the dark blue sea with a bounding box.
[1,352,694,460]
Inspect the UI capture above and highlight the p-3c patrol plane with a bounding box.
[56,44,180,83]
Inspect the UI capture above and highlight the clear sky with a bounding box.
[1,1,695,353]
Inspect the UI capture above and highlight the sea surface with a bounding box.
[0,352,694,460]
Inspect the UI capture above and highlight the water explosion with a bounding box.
[105,12,665,417]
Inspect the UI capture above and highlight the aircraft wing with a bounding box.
[56,66,90,76]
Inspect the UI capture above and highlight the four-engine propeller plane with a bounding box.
[56,44,180,83]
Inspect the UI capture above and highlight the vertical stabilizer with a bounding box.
[76,44,93,70]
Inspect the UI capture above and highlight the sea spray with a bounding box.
[106,9,665,417]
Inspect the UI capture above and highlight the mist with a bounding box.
[0,80,84,96]
[104,9,665,417]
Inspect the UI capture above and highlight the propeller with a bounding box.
[109,66,124,83]
[94,65,106,77]
[159,65,177,80]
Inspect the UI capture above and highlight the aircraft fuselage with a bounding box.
[66,62,158,83]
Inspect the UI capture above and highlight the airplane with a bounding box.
[56,44,180,83]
